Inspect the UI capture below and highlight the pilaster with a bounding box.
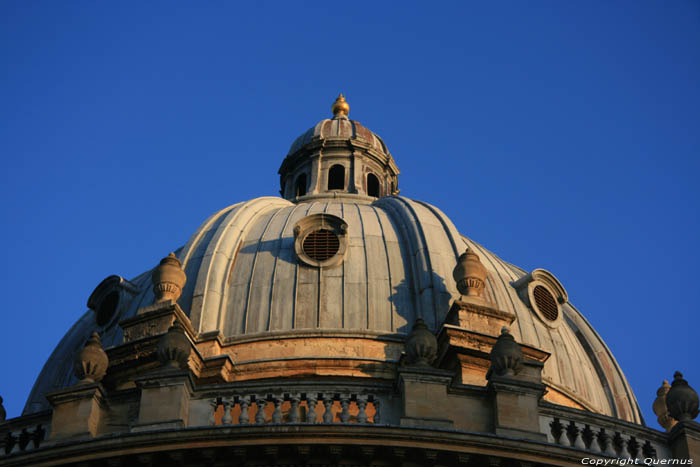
[131,370,194,432]
[397,366,455,429]
[46,383,106,439]
[668,421,700,462]
[487,359,547,441]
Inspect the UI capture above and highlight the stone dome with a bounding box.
[23,97,643,429]
[287,115,390,157]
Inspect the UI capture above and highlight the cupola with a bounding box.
[278,94,400,200]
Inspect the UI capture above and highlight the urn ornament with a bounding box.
[74,332,109,384]
[405,318,437,366]
[152,252,187,303]
[652,380,676,431]
[157,321,191,369]
[489,327,523,377]
[453,248,487,298]
[666,371,700,422]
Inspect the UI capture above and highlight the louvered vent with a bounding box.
[302,229,340,261]
[533,285,558,321]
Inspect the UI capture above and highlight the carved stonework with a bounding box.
[453,248,488,298]
[445,298,515,337]
[74,332,109,384]
[666,371,699,422]
[151,253,186,303]
[121,299,192,343]
[652,380,677,431]
[405,318,438,366]
[157,321,191,369]
[489,327,523,377]
[0,395,5,422]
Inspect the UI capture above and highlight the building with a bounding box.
[0,95,698,466]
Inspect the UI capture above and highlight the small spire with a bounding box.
[332,93,350,118]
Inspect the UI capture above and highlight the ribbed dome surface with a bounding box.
[25,194,642,426]
[287,116,390,156]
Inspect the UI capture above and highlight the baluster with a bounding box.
[373,398,381,424]
[18,429,30,451]
[549,418,564,444]
[32,425,45,449]
[209,399,219,426]
[612,432,625,457]
[271,397,282,424]
[222,398,233,425]
[566,421,580,447]
[597,428,611,455]
[322,397,334,423]
[5,432,17,454]
[357,397,368,424]
[239,397,250,424]
[642,440,657,459]
[627,436,640,459]
[254,397,266,424]
[289,396,300,423]
[307,396,318,423]
[581,424,594,450]
[340,395,351,423]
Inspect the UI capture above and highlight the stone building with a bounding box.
[0,95,698,466]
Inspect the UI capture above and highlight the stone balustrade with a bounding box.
[540,405,671,460]
[207,392,381,426]
[0,412,50,456]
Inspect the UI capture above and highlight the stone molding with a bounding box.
[120,300,194,343]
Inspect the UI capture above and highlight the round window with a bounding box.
[533,285,558,321]
[293,213,348,268]
[303,229,340,261]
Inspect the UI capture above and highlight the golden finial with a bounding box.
[331,93,349,117]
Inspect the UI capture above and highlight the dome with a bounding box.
[12,94,689,467]
[25,193,642,424]
[20,96,655,466]
[287,113,390,157]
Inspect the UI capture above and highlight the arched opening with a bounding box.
[367,173,380,197]
[295,173,307,197]
[328,165,345,190]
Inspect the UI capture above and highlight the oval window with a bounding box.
[533,285,558,321]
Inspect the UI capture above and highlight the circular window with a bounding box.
[303,229,340,261]
[533,285,558,321]
[293,213,348,268]
[96,291,120,326]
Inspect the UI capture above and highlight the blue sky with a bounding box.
[1,1,698,426]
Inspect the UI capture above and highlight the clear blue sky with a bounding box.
[1,1,698,426]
